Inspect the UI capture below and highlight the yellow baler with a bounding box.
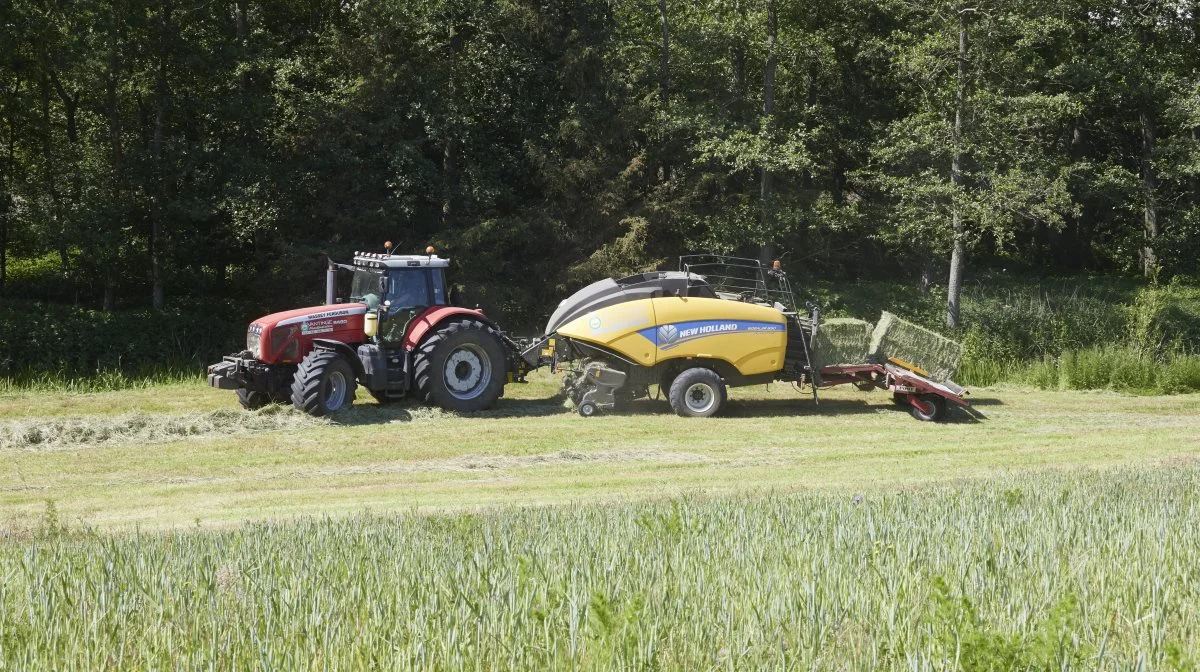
[540,258,815,417]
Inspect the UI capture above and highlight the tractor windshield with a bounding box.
[349,268,385,309]
[349,267,431,312]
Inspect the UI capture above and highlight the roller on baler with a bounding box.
[523,255,969,421]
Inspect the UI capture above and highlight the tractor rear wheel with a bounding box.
[290,350,357,416]
[413,319,506,412]
[668,367,725,418]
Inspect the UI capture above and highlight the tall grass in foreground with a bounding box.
[4,469,1200,669]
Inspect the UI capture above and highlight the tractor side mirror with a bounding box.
[379,275,389,294]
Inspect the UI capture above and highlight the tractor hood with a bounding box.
[252,303,369,331]
[248,303,369,364]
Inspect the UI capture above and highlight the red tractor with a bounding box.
[207,246,533,416]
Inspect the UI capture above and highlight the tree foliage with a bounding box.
[0,0,1196,327]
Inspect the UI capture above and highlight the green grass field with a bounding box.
[4,374,1200,668]
[2,372,1199,530]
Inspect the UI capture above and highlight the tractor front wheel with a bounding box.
[291,350,357,416]
[237,389,270,411]
[668,367,725,418]
[413,319,506,412]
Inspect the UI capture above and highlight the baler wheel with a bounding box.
[291,350,357,416]
[668,367,725,418]
[413,319,506,412]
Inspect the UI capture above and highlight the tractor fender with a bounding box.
[311,338,367,381]
[403,307,500,349]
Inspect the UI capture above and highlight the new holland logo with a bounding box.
[658,324,679,344]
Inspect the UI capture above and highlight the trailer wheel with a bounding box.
[237,389,270,411]
[909,394,946,422]
[413,319,506,412]
[669,367,725,418]
[291,350,357,416]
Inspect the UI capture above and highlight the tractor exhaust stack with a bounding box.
[325,261,337,305]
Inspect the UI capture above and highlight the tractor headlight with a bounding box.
[246,328,263,360]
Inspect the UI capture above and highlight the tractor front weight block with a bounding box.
[206,354,294,397]
[206,361,241,390]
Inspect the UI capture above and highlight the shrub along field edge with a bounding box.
[4,275,1200,394]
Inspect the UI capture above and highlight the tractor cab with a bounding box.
[350,251,450,342]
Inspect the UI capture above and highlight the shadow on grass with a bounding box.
[328,392,991,425]
[968,397,1005,407]
[329,396,571,425]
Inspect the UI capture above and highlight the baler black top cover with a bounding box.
[543,271,715,336]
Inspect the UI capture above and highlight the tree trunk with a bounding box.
[39,73,69,277]
[657,0,669,106]
[48,73,78,144]
[946,12,968,329]
[1140,110,1158,277]
[150,2,172,310]
[759,0,777,264]
[235,0,248,42]
[104,3,124,310]
[0,82,14,292]
[656,0,672,182]
[732,1,747,97]
[1192,127,1199,206]
[442,23,463,229]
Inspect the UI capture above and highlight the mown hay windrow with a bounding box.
[0,405,325,451]
[811,318,874,370]
[869,311,962,381]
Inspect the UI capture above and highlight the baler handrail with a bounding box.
[677,254,799,313]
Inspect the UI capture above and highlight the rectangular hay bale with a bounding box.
[869,311,962,381]
[811,318,874,370]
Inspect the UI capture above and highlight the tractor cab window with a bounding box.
[351,267,444,313]
[386,270,429,313]
[349,268,386,309]
[430,269,447,306]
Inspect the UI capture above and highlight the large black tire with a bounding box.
[909,394,947,422]
[290,350,357,416]
[668,367,725,418]
[413,319,506,412]
[237,389,270,411]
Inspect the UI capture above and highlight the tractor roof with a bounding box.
[353,252,450,269]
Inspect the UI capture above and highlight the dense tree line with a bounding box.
[1,0,1197,328]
